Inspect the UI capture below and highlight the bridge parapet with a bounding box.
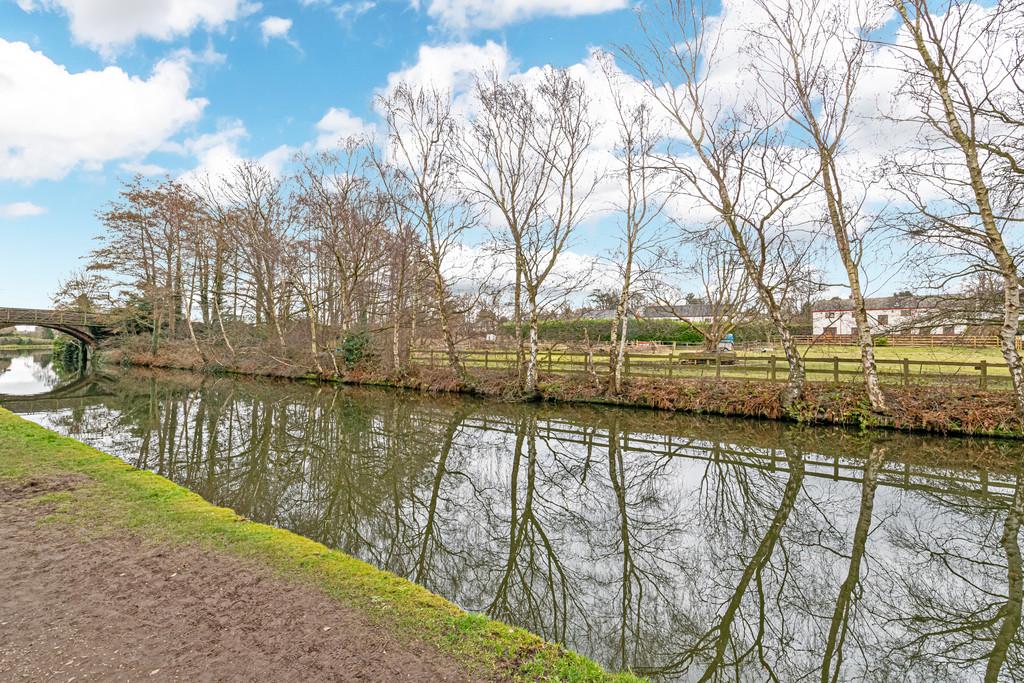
[0,307,115,346]
[0,307,114,328]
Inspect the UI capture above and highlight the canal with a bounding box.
[2,350,1022,680]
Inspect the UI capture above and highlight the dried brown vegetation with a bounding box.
[110,338,1024,438]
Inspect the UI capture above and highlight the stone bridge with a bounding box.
[0,307,115,346]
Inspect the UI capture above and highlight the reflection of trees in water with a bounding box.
[876,456,1024,682]
[820,445,885,683]
[32,369,1024,682]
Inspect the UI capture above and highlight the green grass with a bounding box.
[413,345,1015,388]
[0,408,642,683]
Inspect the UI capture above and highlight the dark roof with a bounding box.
[643,304,716,318]
[811,295,926,312]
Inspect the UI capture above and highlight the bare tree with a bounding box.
[600,53,670,393]
[621,0,820,407]
[886,0,1024,413]
[377,84,474,381]
[752,0,890,411]
[462,69,600,395]
[461,71,551,381]
[646,236,757,352]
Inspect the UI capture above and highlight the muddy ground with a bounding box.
[0,476,481,682]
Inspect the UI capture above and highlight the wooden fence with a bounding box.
[411,348,1013,390]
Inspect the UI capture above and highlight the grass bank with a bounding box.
[0,408,640,683]
[109,344,1024,439]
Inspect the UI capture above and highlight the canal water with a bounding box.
[2,351,1022,681]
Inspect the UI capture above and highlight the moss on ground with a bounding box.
[0,408,643,683]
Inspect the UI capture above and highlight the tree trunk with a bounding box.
[896,1,1024,417]
[431,263,464,382]
[818,154,887,412]
[609,252,634,395]
[524,294,540,396]
[514,262,525,383]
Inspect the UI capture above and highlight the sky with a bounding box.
[0,0,661,307]
[1,0,986,309]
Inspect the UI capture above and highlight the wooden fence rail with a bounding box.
[410,348,1012,390]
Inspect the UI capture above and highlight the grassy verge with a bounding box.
[0,344,52,351]
[0,408,641,683]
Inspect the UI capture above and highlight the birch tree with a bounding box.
[753,0,890,411]
[887,0,1024,413]
[622,0,819,407]
[601,54,670,394]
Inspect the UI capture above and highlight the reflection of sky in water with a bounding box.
[7,371,1023,681]
[0,353,59,395]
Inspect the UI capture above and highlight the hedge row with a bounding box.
[498,319,808,344]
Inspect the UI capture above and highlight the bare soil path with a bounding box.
[0,477,477,683]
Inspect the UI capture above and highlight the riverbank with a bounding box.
[0,408,639,682]
[109,345,1024,439]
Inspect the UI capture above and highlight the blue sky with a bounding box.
[0,0,650,307]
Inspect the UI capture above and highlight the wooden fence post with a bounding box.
[902,358,910,387]
[716,354,722,379]
[833,357,840,383]
[770,356,777,382]
[484,350,489,370]
[979,360,988,391]
[625,352,631,378]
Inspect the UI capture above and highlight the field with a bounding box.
[412,344,1018,390]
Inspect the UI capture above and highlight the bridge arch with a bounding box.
[0,307,114,347]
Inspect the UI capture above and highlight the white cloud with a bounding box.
[0,39,206,181]
[178,122,249,185]
[315,108,376,149]
[382,40,513,99]
[17,0,257,54]
[260,16,294,43]
[421,0,627,31]
[334,1,376,24]
[178,122,296,189]
[0,202,47,218]
[258,144,298,175]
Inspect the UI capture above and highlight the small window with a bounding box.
[824,326,837,336]
[878,314,889,326]
[943,326,956,336]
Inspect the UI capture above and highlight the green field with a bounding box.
[413,345,1016,389]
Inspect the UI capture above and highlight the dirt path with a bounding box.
[0,477,478,682]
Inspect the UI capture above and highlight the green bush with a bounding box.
[52,336,85,374]
[339,330,374,366]
[874,336,889,347]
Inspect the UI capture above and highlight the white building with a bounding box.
[811,295,968,337]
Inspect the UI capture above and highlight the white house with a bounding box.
[811,295,968,337]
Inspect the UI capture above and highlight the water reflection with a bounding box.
[5,368,1023,681]
[0,350,64,395]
